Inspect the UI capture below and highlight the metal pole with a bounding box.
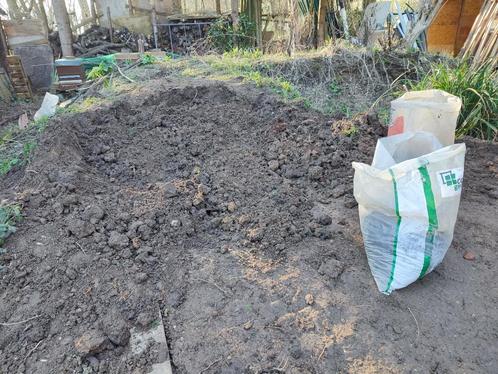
[168,24,174,51]
[107,6,113,43]
[152,7,158,49]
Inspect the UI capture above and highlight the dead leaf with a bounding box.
[463,251,476,261]
[18,113,29,130]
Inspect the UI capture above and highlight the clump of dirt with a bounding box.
[0,78,497,374]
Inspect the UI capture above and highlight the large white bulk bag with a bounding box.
[389,89,462,146]
[352,132,466,294]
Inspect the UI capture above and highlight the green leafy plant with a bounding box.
[140,53,157,65]
[208,15,256,52]
[87,62,114,80]
[328,80,341,95]
[343,125,358,137]
[0,203,21,247]
[0,158,20,175]
[409,60,498,140]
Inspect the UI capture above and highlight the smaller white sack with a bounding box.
[34,93,59,121]
[352,132,465,294]
[389,89,462,146]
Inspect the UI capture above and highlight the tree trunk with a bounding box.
[338,0,349,40]
[255,0,262,49]
[313,0,319,48]
[52,0,74,57]
[317,0,327,46]
[231,0,239,46]
[79,0,90,18]
[89,0,98,25]
[287,0,297,56]
[6,0,22,19]
[36,0,50,35]
[216,0,221,14]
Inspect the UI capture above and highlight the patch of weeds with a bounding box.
[303,98,312,109]
[33,115,50,131]
[87,62,113,80]
[181,67,205,77]
[324,101,352,117]
[0,113,53,176]
[223,48,262,60]
[377,105,391,125]
[140,53,157,65]
[22,141,36,159]
[0,203,21,247]
[343,125,358,137]
[0,158,20,175]
[328,80,342,96]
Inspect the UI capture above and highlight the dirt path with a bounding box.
[1,77,497,374]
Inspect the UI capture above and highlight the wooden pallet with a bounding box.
[6,55,32,99]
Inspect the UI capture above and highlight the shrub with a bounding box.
[87,62,114,80]
[208,15,256,52]
[0,204,21,247]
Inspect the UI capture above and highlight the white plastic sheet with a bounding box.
[34,92,59,121]
[352,132,466,294]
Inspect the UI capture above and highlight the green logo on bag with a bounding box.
[439,170,462,191]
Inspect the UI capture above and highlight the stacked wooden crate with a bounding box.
[6,55,32,99]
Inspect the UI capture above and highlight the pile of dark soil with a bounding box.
[0,78,497,374]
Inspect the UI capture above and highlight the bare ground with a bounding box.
[0,76,497,374]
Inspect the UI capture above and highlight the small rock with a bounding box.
[164,182,178,198]
[69,219,95,239]
[268,160,279,171]
[227,202,237,213]
[108,231,129,249]
[318,258,344,280]
[53,202,64,215]
[103,152,116,163]
[247,227,264,242]
[243,321,253,330]
[135,272,148,283]
[74,330,109,356]
[463,251,476,261]
[301,119,315,126]
[305,294,314,305]
[311,206,332,226]
[284,167,305,179]
[83,205,105,224]
[238,215,251,225]
[63,195,79,206]
[102,315,130,347]
[86,356,99,370]
[344,199,358,209]
[136,312,154,328]
[170,219,181,227]
[308,166,323,181]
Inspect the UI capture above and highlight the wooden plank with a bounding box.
[3,19,48,47]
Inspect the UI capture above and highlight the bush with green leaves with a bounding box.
[208,15,256,52]
[140,53,157,65]
[87,62,114,80]
[0,204,21,247]
[409,60,497,141]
